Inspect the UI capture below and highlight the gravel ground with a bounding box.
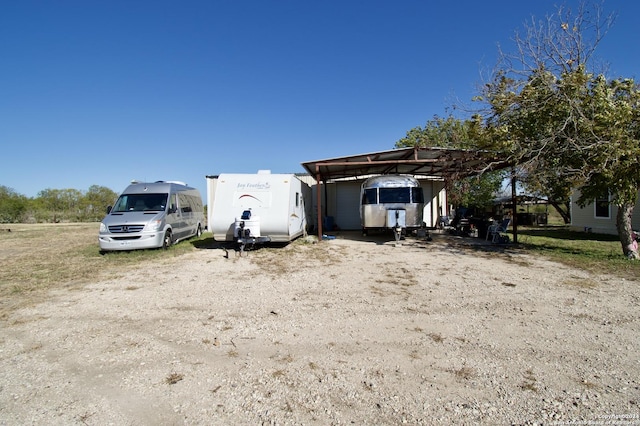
[0,231,639,425]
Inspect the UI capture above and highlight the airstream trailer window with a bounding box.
[379,188,411,203]
[362,188,377,205]
[112,194,168,212]
[412,187,424,203]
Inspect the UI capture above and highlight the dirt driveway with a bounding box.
[1,231,639,425]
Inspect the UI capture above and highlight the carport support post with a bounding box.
[511,168,518,244]
[316,170,323,241]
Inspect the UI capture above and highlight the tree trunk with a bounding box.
[616,203,639,259]
[548,200,571,224]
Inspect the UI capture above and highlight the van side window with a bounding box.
[179,193,193,213]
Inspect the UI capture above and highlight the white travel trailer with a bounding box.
[207,171,311,248]
[99,180,204,252]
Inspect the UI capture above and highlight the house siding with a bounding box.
[570,189,640,235]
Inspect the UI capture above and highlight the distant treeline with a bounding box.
[0,185,118,223]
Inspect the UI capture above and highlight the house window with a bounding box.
[594,193,610,218]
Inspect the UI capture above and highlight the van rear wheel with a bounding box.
[162,230,172,249]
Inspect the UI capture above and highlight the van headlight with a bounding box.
[100,222,107,233]
[145,220,163,231]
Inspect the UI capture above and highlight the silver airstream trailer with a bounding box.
[360,175,425,241]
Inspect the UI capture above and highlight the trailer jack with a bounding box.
[393,226,403,246]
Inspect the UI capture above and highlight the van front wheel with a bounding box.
[162,230,172,250]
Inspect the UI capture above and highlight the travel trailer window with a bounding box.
[112,194,168,212]
[362,188,377,205]
[379,188,411,204]
[412,187,424,203]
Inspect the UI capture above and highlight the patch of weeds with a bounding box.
[384,269,417,287]
[272,369,286,378]
[77,411,95,425]
[362,381,375,392]
[409,350,421,360]
[278,354,294,363]
[401,278,418,287]
[562,277,598,289]
[165,372,184,385]
[578,378,599,389]
[504,256,532,267]
[370,285,387,296]
[227,350,239,358]
[452,366,475,380]
[570,312,595,321]
[520,369,538,392]
[125,286,139,291]
[428,332,444,343]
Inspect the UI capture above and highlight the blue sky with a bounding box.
[1,1,638,201]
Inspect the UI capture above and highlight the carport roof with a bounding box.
[301,146,510,181]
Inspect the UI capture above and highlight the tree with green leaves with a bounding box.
[81,185,118,221]
[479,2,640,258]
[395,115,506,213]
[0,185,28,223]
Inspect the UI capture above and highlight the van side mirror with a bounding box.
[169,204,177,214]
[106,205,112,214]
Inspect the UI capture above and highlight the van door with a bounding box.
[178,192,194,239]
[166,193,183,240]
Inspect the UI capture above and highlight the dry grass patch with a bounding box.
[272,369,286,378]
[520,369,539,392]
[0,223,202,318]
[428,332,444,343]
[562,276,598,289]
[165,372,184,385]
[451,366,475,380]
[250,238,345,276]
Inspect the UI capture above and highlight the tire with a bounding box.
[162,230,172,250]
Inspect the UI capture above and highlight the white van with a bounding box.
[98,181,204,252]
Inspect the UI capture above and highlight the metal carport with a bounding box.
[301,146,514,241]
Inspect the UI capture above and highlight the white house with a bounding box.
[570,189,640,234]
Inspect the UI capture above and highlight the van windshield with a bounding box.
[112,194,168,212]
